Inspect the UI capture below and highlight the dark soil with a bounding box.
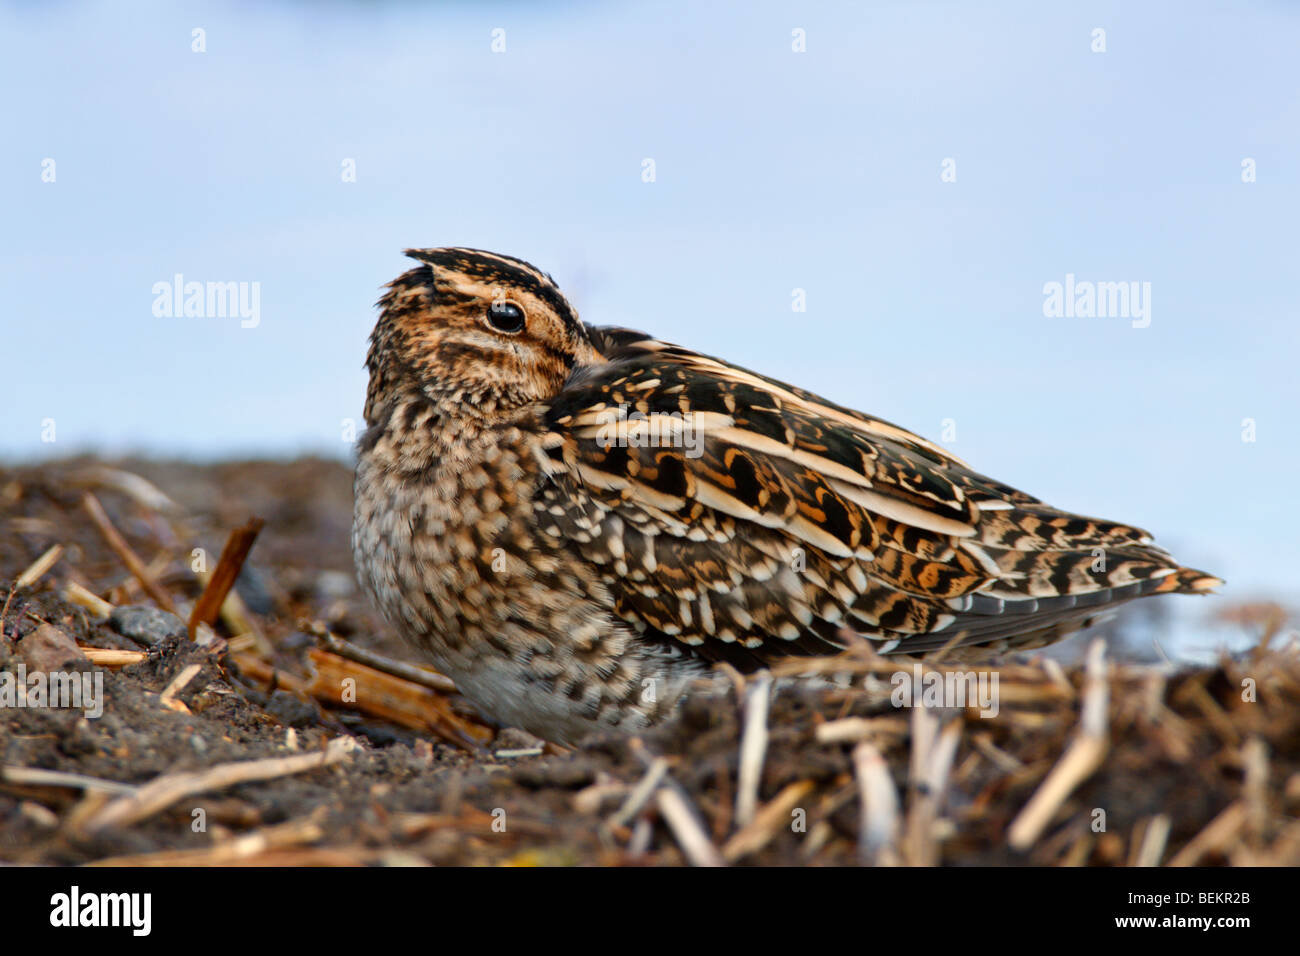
[1,458,1296,866]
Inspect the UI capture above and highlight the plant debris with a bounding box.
[1,457,1297,866]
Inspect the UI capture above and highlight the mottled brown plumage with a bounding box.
[352,248,1221,743]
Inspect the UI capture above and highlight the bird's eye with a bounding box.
[486,301,526,334]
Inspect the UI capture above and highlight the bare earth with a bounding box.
[1,457,1295,866]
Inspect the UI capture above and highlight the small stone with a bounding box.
[316,570,356,601]
[495,727,546,751]
[18,624,88,672]
[108,605,187,648]
[265,689,321,728]
[234,565,276,615]
[279,631,315,651]
[62,717,99,756]
[512,759,597,790]
[192,622,221,648]
[20,802,59,829]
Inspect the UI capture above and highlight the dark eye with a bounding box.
[486,301,526,334]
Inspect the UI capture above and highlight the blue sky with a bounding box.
[2,1,1297,618]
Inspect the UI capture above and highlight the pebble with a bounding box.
[265,688,322,728]
[18,623,89,672]
[316,570,356,601]
[107,605,187,647]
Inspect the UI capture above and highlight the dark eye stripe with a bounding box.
[405,248,584,336]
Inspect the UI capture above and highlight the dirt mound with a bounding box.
[1,458,1296,865]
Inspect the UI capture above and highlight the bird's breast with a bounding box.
[351,425,541,666]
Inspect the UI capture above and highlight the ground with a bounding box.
[1,458,1296,866]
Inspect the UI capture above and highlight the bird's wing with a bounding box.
[532,327,1220,666]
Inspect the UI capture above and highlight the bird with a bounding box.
[352,247,1221,744]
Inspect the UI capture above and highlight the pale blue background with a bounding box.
[2,2,1296,634]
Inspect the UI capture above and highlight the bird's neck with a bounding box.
[359,387,536,475]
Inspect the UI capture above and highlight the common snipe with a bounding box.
[352,248,1221,744]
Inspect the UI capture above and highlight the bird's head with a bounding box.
[364,248,600,427]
